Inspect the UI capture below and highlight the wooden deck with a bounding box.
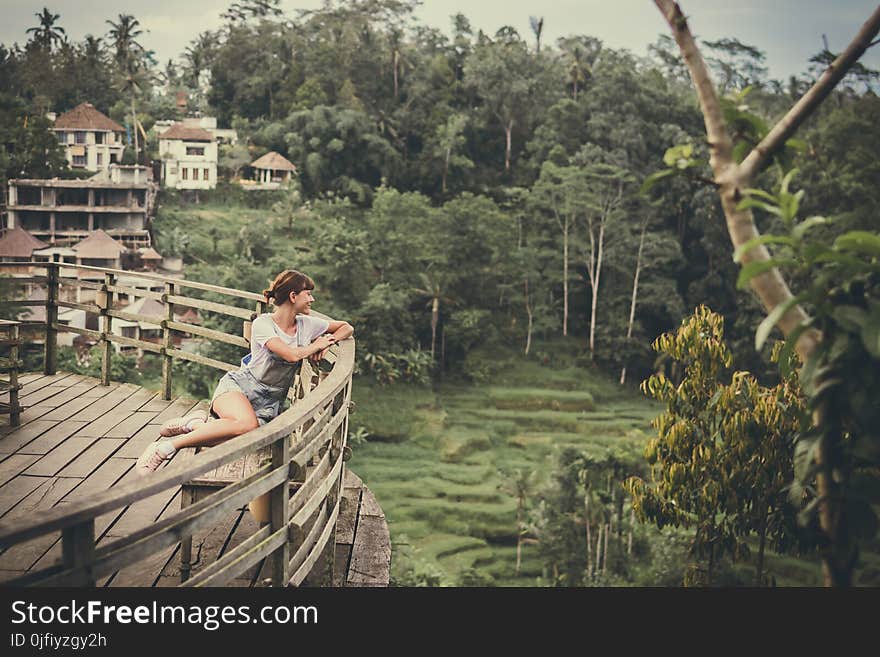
[0,372,390,587]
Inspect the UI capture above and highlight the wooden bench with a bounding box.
[0,320,23,427]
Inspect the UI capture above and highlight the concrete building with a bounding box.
[53,103,126,172]
[158,123,218,190]
[6,165,154,249]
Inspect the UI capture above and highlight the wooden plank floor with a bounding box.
[0,372,389,587]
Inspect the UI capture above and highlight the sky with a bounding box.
[1,0,878,81]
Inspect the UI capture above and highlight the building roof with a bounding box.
[251,151,297,172]
[126,296,165,327]
[138,247,163,260]
[54,102,124,132]
[159,123,214,142]
[0,227,49,258]
[175,306,201,325]
[72,230,128,258]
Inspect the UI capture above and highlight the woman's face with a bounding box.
[290,288,315,314]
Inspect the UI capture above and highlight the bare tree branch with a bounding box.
[740,4,880,180]
[653,0,820,361]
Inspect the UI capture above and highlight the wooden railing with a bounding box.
[0,261,354,587]
[0,320,22,426]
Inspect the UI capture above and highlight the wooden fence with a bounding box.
[0,261,354,586]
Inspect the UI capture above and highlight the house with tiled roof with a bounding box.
[158,122,217,190]
[0,227,50,279]
[249,151,297,187]
[72,229,127,270]
[0,227,49,262]
[53,102,126,172]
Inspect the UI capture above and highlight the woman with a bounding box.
[136,270,354,493]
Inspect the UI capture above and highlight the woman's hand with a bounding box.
[310,334,336,357]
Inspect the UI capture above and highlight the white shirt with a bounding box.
[244,313,330,372]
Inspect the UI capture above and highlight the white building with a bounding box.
[158,123,218,190]
[52,103,126,172]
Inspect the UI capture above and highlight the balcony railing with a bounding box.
[0,261,355,586]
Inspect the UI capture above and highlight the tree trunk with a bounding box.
[573,78,578,101]
[595,523,603,575]
[562,218,569,337]
[603,522,610,574]
[756,512,767,587]
[524,278,534,355]
[589,218,605,359]
[393,50,400,99]
[515,497,523,576]
[441,325,446,373]
[442,146,450,193]
[707,539,714,587]
[504,119,514,172]
[616,484,624,545]
[627,506,635,556]
[131,94,139,165]
[430,297,439,361]
[621,221,647,385]
[815,402,854,586]
[585,492,592,578]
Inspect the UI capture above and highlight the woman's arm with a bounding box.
[308,320,353,363]
[264,334,336,363]
[327,320,354,341]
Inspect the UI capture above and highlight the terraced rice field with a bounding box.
[348,361,662,586]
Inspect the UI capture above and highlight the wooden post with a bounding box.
[44,263,58,375]
[100,273,114,386]
[270,434,291,587]
[62,519,95,586]
[179,487,195,583]
[161,281,174,400]
[9,323,20,426]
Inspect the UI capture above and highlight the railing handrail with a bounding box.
[0,339,353,545]
[0,260,356,587]
[0,261,265,304]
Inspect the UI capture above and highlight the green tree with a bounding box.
[26,7,66,51]
[530,161,591,337]
[106,14,148,164]
[0,94,67,191]
[464,36,537,173]
[430,113,472,194]
[498,467,536,576]
[626,307,808,585]
[651,0,880,585]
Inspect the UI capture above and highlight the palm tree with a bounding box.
[106,14,144,69]
[558,36,601,100]
[412,272,454,362]
[529,16,544,53]
[26,7,66,51]
[106,14,147,164]
[183,32,216,89]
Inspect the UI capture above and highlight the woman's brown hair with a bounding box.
[262,270,315,305]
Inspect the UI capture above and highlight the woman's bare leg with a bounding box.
[168,392,259,450]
